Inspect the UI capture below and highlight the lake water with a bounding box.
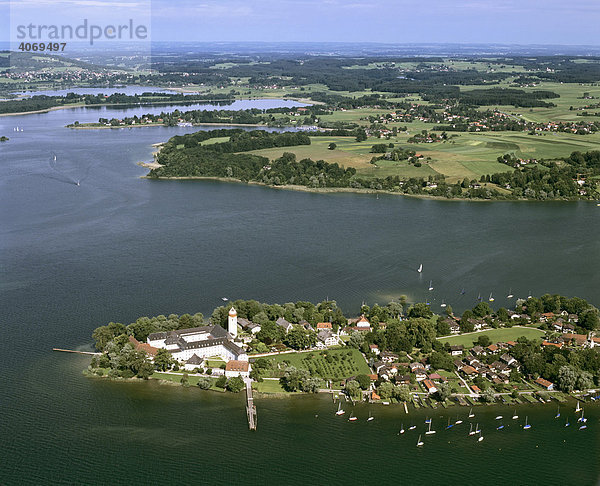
[1,99,599,484]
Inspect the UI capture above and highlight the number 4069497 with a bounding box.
[18,43,66,52]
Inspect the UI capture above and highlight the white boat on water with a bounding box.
[428,280,434,291]
[478,430,484,442]
[417,264,423,273]
[468,408,474,418]
[441,300,447,308]
[335,402,345,416]
[512,410,518,420]
[348,413,358,422]
[409,425,416,431]
[455,415,463,425]
[468,423,474,436]
[507,288,514,298]
[523,416,531,430]
[489,292,495,302]
[425,421,436,435]
[367,412,374,422]
[575,401,581,413]
[416,434,424,447]
[495,415,503,420]
[399,424,405,434]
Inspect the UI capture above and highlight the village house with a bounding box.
[276,317,293,333]
[423,379,437,394]
[449,345,464,356]
[535,377,554,390]
[381,351,399,363]
[471,345,485,356]
[225,360,250,378]
[459,365,477,377]
[500,354,517,367]
[356,315,371,329]
[395,374,411,385]
[316,329,340,348]
[369,344,380,355]
[316,322,332,330]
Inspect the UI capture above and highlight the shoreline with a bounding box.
[68,121,270,129]
[141,175,586,203]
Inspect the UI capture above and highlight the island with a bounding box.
[87,293,600,412]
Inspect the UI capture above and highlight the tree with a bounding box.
[284,328,317,350]
[226,376,245,393]
[377,381,395,400]
[480,388,496,403]
[303,377,322,393]
[558,365,577,392]
[280,366,310,392]
[215,375,227,388]
[429,351,454,371]
[355,129,367,142]
[180,372,190,387]
[136,359,154,379]
[394,385,411,402]
[476,335,491,347]
[436,317,451,337]
[579,308,599,331]
[197,376,212,389]
[434,382,452,401]
[472,301,492,318]
[408,303,433,319]
[345,379,362,399]
[576,370,594,391]
[328,142,337,150]
[154,348,173,371]
[355,374,371,390]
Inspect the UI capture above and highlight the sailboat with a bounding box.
[523,417,531,429]
[425,421,436,435]
[507,288,514,299]
[428,280,434,291]
[417,264,423,273]
[555,406,561,419]
[446,418,454,429]
[367,412,374,422]
[441,300,447,308]
[488,292,495,302]
[409,424,417,431]
[425,417,432,424]
[460,288,466,295]
[469,423,477,436]
[579,424,587,430]
[221,297,228,301]
[565,418,570,427]
[497,423,504,430]
[578,409,587,423]
[477,292,482,302]
[416,434,424,447]
[348,412,358,422]
[468,423,474,436]
[468,407,474,418]
[335,402,345,416]
[512,410,518,420]
[478,430,484,442]
[399,423,405,434]
[527,291,532,299]
[455,415,463,425]
[475,423,481,434]
[495,415,503,420]
[575,401,581,413]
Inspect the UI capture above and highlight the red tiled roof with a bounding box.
[225,360,249,372]
[316,322,332,329]
[128,336,159,357]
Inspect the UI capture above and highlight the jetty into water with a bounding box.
[53,348,100,356]
[246,380,257,430]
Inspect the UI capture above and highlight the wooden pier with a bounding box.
[53,348,100,356]
[246,380,257,430]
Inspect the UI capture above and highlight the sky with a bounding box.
[1,0,600,46]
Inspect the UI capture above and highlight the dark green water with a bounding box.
[1,101,599,484]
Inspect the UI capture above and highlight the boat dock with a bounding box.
[53,348,100,356]
[246,380,257,430]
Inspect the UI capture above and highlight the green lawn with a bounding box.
[253,380,292,394]
[437,327,545,348]
[152,372,223,390]
[266,348,370,380]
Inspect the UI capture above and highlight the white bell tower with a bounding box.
[228,307,238,338]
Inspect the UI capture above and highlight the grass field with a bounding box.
[254,380,291,394]
[152,372,223,390]
[437,327,545,348]
[266,348,370,380]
